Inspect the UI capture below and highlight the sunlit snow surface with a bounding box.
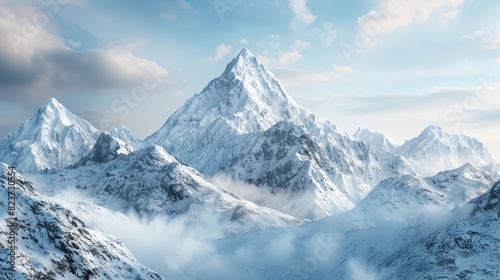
[0,49,498,279]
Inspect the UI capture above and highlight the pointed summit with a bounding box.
[0,98,101,173]
[76,132,135,165]
[35,97,75,125]
[147,48,307,145]
[353,127,399,153]
[400,126,495,177]
[223,48,261,74]
[111,124,141,147]
[419,125,447,139]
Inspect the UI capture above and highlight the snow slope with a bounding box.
[481,163,500,181]
[353,127,400,154]
[0,164,163,280]
[399,125,496,177]
[30,144,304,235]
[382,180,500,279]
[111,125,142,148]
[145,48,416,219]
[170,171,498,279]
[0,98,100,173]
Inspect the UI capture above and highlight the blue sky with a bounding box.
[0,0,499,159]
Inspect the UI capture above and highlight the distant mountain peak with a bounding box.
[353,127,400,153]
[420,125,447,138]
[0,98,101,173]
[400,126,495,177]
[147,48,304,141]
[223,48,260,74]
[35,97,73,124]
[77,132,134,165]
[111,124,140,146]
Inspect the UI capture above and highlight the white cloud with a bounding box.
[333,64,355,73]
[268,34,282,40]
[347,259,383,280]
[311,21,337,46]
[0,1,168,104]
[239,39,249,45]
[289,0,316,27]
[479,32,500,51]
[267,34,282,48]
[442,8,460,19]
[208,44,232,62]
[270,41,281,48]
[273,68,339,89]
[294,40,311,49]
[496,56,500,66]
[475,30,488,37]
[358,0,465,35]
[256,51,272,65]
[279,49,302,65]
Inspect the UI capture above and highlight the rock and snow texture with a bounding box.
[382,180,500,279]
[399,125,495,177]
[35,145,304,235]
[0,98,101,173]
[481,163,500,181]
[0,48,498,279]
[0,164,163,280]
[354,163,496,221]
[76,132,135,165]
[111,125,142,148]
[353,125,496,178]
[353,127,400,154]
[146,48,417,219]
[177,172,499,280]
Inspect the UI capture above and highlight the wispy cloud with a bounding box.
[480,32,500,51]
[311,21,337,46]
[0,2,167,104]
[273,68,339,89]
[208,44,232,62]
[289,0,316,27]
[278,49,302,65]
[358,0,465,36]
[294,40,311,49]
[333,64,355,74]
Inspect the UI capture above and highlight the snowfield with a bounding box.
[1,48,498,279]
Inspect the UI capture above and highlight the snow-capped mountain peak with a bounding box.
[76,132,135,165]
[146,48,304,146]
[0,98,101,173]
[399,125,496,177]
[111,124,141,146]
[417,125,453,143]
[353,127,400,153]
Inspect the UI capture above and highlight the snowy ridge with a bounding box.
[0,164,163,280]
[0,98,100,173]
[399,125,495,177]
[355,163,495,221]
[32,145,305,235]
[353,127,400,153]
[382,180,500,279]
[111,125,142,148]
[145,48,417,219]
[481,163,500,181]
[174,169,499,279]
[75,132,135,165]
[0,48,498,279]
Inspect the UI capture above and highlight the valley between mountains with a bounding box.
[1,49,498,279]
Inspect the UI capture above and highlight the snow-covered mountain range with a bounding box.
[0,98,100,173]
[0,48,498,279]
[0,164,163,280]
